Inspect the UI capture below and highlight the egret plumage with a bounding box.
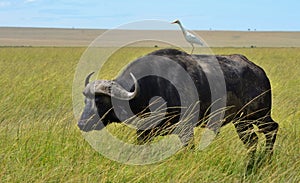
[171,19,204,54]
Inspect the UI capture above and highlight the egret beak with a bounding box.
[171,20,179,24]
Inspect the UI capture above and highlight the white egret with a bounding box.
[171,19,204,54]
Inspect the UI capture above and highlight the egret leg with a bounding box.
[190,44,194,54]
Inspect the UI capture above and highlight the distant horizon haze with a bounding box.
[1,27,300,47]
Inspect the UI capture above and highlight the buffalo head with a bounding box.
[78,72,139,132]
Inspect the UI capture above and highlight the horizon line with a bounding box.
[1,26,299,33]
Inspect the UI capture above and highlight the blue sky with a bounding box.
[0,0,299,31]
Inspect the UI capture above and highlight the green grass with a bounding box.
[0,47,299,182]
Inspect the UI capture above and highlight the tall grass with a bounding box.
[0,47,299,182]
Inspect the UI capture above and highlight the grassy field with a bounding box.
[0,47,299,182]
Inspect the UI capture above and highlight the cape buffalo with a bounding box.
[78,48,278,168]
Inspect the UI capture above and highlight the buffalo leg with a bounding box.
[136,129,154,144]
[178,127,194,147]
[257,117,279,155]
[234,121,258,152]
[234,121,258,174]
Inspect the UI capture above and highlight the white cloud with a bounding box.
[0,1,11,7]
[24,0,37,3]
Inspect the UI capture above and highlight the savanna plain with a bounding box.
[0,46,299,182]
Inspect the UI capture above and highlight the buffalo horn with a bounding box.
[94,73,139,100]
[111,73,139,100]
[85,72,95,87]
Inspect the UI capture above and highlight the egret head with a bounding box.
[171,19,180,24]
